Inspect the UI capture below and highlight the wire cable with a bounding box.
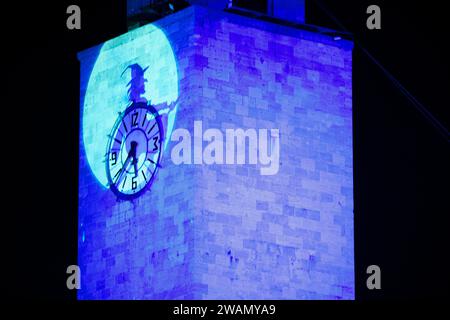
[314,0,449,142]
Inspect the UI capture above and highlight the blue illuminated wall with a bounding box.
[78,5,354,299]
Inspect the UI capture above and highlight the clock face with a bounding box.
[106,102,164,199]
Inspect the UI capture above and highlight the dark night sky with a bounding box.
[5,0,449,300]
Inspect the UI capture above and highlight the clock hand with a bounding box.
[127,141,140,178]
[113,141,139,187]
[114,155,131,186]
[132,157,139,178]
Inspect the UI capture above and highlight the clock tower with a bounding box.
[78,0,354,299]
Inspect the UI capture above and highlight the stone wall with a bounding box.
[78,5,354,300]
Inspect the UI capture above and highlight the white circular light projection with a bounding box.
[82,24,179,188]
